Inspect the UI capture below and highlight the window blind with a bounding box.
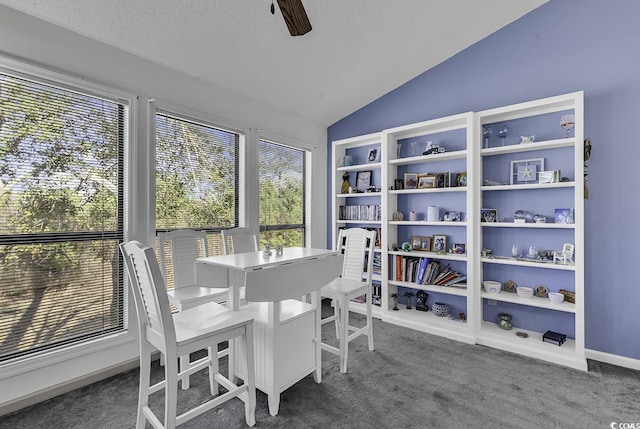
[258,139,306,247]
[155,111,240,256]
[0,71,126,361]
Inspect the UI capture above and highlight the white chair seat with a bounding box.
[321,277,366,298]
[167,285,228,308]
[173,301,254,345]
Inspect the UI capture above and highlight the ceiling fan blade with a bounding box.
[277,0,312,36]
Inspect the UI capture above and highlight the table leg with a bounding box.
[312,290,321,384]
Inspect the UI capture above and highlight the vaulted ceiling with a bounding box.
[0,1,547,127]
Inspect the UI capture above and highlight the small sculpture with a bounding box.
[404,292,414,310]
[416,291,429,311]
[423,141,445,155]
[391,293,399,311]
[553,243,575,265]
[341,172,350,194]
[519,135,535,144]
[263,244,272,257]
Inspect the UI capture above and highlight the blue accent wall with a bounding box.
[327,0,640,361]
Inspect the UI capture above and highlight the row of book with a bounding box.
[393,255,466,287]
[338,204,382,221]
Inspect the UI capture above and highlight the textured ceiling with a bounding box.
[0,0,546,127]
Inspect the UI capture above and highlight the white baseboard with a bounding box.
[586,349,640,371]
[0,357,141,417]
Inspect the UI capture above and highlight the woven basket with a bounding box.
[559,289,575,304]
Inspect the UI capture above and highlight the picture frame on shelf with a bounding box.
[554,208,574,224]
[431,234,447,253]
[367,147,380,163]
[480,208,498,223]
[452,243,466,254]
[420,236,432,251]
[539,170,561,184]
[417,174,436,189]
[404,173,418,189]
[356,170,372,192]
[454,171,467,187]
[443,211,461,222]
[510,158,544,185]
[410,235,423,251]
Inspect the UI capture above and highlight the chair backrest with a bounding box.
[157,229,209,289]
[221,227,259,255]
[337,228,377,284]
[120,240,175,350]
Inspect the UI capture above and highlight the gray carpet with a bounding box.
[1,300,639,429]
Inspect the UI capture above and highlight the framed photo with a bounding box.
[366,147,380,163]
[404,173,418,189]
[454,172,467,187]
[356,170,372,192]
[554,208,574,224]
[452,243,466,254]
[480,208,498,223]
[393,179,404,190]
[420,236,432,251]
[410,235,422,251]
[443,211,460,222]
[417,174,436,189]
[431,234,447,253]
[510,158,544,185]
[539,170,561,184]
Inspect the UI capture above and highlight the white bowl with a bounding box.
[483,280,502,294]
[516,286,533,298]
[548,292,565,304]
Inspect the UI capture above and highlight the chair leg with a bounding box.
[164,356,179,429]
[208,346,219,396]
[137,343,152,429]
[244,324,257,426]
[339,299,349,373]
[180,354,190,390]
[333,299,340,339]
[367,301,375,351]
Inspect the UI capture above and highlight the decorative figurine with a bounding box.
[275,245,283,256]
[415,291,429,312]
[341,172,350,194]
[404,292,414,310]
[391,293,399,311]
[498,313,513,330]
[263,244,272,257]
[553,243,575,265]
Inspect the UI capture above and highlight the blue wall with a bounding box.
[327,0,640,361]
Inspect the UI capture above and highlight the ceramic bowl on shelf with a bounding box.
[548,292,565,304]
[483,280,502,294]
[516,286,534,299]
[432,302,450,317]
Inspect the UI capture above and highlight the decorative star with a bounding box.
[517,164,536,181]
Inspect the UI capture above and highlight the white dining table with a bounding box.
[194,247,342,416]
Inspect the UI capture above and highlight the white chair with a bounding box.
[320,228,376,373]
[221,227,259,303]
[157,229,229,389]
[120,240,256,429]
[221,227,259,255]
[157,229,229,310]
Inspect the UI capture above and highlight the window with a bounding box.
[0,71,127,361]
[155,111,240,257]
[259,139,306,247]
